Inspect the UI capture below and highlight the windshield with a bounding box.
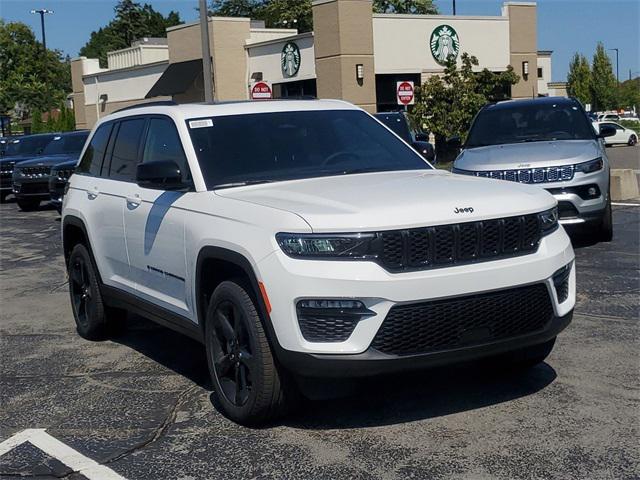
[188,109,430,189]
[4,135,54,157]
[374,114,412,142]
[42,133,89,155]
[466,101,595,148]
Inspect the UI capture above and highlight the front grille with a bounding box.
[15,183,49,194]
[371,284,554,356]
[18,166,51,178]
[378,213,541,272]
[472,165,574,184]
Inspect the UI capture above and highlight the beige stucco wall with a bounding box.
[247,33,316,86]
[537,53,552,95]
[506,2,538,98]
[312,0,376,112]
[210,17,251,101]
[373,14,510,74]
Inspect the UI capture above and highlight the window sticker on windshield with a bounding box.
[189,119,213,129]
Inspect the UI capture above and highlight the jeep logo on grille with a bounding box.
[454,207,474,214]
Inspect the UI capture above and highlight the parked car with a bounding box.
[0,133,58,202]
[62,100,575,425]
[597,113,620,122]
[374,111,435,162]
[12,131,89,211]
[452,97,616,241]
[593,121,637,147]
[49,159,77,213]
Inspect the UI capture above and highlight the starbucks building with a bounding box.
[71,0,566,129]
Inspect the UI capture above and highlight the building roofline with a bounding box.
[245,31,313,49]
[373,13,509,21]
[82,60,168,79]
[537,50,553,55]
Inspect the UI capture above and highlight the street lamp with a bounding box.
[30,9,54,52]
[453,0,456,15]
[608,48,619,84]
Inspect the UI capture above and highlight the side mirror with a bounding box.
[447,135,463,149]
[414,132,429,142]
[597,125,616,139]
[136,160,185,190]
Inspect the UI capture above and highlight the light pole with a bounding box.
[453,0,456,15]
[608,48,619,84]
[30,9,54,52]
[198,0,213,102]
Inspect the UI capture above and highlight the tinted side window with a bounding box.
[142,118,190,181]
[77,124,113,176]
[108,118,146,181]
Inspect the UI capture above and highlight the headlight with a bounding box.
[538,207,559,235]
[575,157,603,174]
[276,233,379,259]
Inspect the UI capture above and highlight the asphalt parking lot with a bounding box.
[607,143,640,170]
[0,199,638,479]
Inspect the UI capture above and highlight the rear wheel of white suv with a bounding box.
[205,280,288,425]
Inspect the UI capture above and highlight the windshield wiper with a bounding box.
[212,179,274,189]
[340,167,388,175]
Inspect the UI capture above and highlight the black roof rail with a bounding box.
[113,100,178,113]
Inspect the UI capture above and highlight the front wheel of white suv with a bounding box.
[205,281,290,425]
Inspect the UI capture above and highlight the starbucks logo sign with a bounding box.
[430,25,460,65]
[281,42,301,78]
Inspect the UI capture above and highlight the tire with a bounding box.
[628,134,637,147]
[68,243,121,340]
[491,338,556,371]
[596,192,613,242]
[17,198,40,211]
[205,280,289,425]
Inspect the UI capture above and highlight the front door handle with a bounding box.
[126,194,141,208]
[87,186,99,200]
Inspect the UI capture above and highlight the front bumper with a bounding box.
[544,169,609,225]
[258,226,575,364]
[278,310,572,378]
[12,179,51,200]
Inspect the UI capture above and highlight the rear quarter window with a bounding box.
[76,123,113,176]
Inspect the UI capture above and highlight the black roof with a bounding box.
[486,96,578,111]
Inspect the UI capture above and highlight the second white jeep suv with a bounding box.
[62,100,575,424]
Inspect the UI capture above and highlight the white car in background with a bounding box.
[594,121,638,147]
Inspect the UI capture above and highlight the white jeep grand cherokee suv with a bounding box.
[62,100,575,424]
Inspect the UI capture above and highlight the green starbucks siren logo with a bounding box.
[430,25,460,65]
[281,42,301,78]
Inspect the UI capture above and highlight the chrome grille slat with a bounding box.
[474,165,575,184]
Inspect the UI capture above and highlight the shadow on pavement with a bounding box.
[110,314,557,429]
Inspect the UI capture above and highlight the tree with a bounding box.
[567,53,591,106]
[208,0,437,32]
[80,0,182,68]
[617,77,640,111]
[0,21,71,118]
[373,0,437,14]
[591,42,617,111]
[31,109,43,133]
[411,53,519,162]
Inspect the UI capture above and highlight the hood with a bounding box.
[14,154,80,168]
[214,170,555,232]
[0,154,40,165]
[455,140,601,171]
[51,158,79,170]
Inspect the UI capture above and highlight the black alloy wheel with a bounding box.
[70,254,94,330]
[205,281,290,425]
[210,299,254,407]
[629,135,637,147]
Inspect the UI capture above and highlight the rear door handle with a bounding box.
[87,186,99,199]
[126,194,141,208]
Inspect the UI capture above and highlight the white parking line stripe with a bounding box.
[612,202,640,206]
[0,429,126,480]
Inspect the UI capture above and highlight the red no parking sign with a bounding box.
[251,81,272,100]
[396,81,415,106]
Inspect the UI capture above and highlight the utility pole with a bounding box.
[198,0,214,102]
[30,9,53,52]
[608,48,619,84]
[453,0,456,15]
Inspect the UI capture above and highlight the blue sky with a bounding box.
[1,0,638,82]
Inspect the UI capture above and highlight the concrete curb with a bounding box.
[611,169,640,201]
